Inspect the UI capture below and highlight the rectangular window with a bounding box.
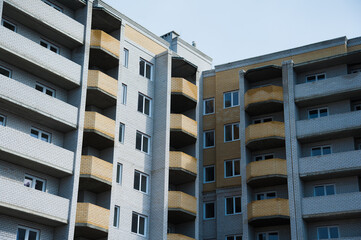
[0,65,12,78]
[204,98,215,115]
[225,196,241,215]
[139,58,152,80]
[311,145,332,156]
[123,48,129,68]
[317,226,339,239]
[204,202,215,220]
[257,232,279,240]
[204,130,215,148]
[23,174,46,192]
[314,184,335,197]
[131,212,147,236]
[113,205,120,228]
[137,93,151,116]
[134,170,148,194]
[353,104,361,111]
[308,107,328,119]
[256,191,276,200]
[351,69,361,74]
[30,127,51,143]
[0,114,6,126]
[226,235,242,240]
[40,39,59,54]
[225,159,240,178]
[17,226,40,240]
[306,73,326,83]
[121,84,127,105]
[35,82,55,97]
[135,131,150,154]
[1,19,16,32]
[253,117,273,124]
[204,165,215,183]
[41,0,63,12]
[116,163,123,184]
[119,123,125,143]
[224,123,240,142]
[224,90,239,108]
[254,153,274,161]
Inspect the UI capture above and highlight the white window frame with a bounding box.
[17,226,40,240]
[254,153,274,161]
[224,122,240,142]
[30,127,51,143]
[139,58,153,80]
[0,65,12,78]
[256,191,277,200]
[137,93,152,116]
[225,196,241,215]
[308,107,328,119]
[313,184,336,197]
[306,73,326,83]
[135,131,151,154]
[203,202,216,220]
[134,170,149,194]
[131,212,148,236]
[116,163,122,184]
[41,0,63,12]
[24,174,46,192]
[40,39,60,54]
[203,98,215,115]
[35,82,56,97]
[223,90,239,109]
[113,205,120,228]
[0,114,6,126]
[311,145,332,156]
[119,123,125,143]
[226,235,242,240]
[257,231,279,240]
[203,165,215,183]
[224,159,241,178]
[317,226,339,240]
[123,48,129,68]
[1,19,17,32]
[121,83,127,105]
[203,130,215,149]
[252,116,273,124]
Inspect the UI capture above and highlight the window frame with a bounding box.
[254,153,274,161]
[224,122,240,142]
[313,184,336,197]
[139,58,153,80]
[308,107,328,119]
[123,48,129,68]
[317,226,339,239]
[35,82,56,97]
[224,159,241,178]
[23,174,46,192]
[203,98,215,115]
[226,235,242,240]
[1,18,17,32]
[116,163,123,184]
[113,205,120,228]
[223,90,240,109]
[203,130,215,149]
[119,123,125,143]
[131,212,148,237]
[41,0,63,12]
[17,226,40,240]
[121,83,127,105]
[311,145,332,156]
[225,196,242,215]
[203,165,215,183]
[133,170,149,194]
[252,116,273,124]
[135,131,151,154]
[0,65,12,78]
[256,191,277,200]
[257,231,279,240]
[0,114,6,126]
[306,73,326,83]
[137,93,152,116]
[30,127,52,143]
[203,202,216,220]
[40,39,60,54]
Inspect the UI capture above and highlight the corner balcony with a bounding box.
[0,27,81,89]
[245,121,285,150]
[248,198,290,226]
[87,70,117,108]
[245,85,283,115]
[167,234,195,240]
[0,177,69,226]
[246,158,287,187]
[171,77,197,113]
[0,75,77,131]
[170,114,197,149]
[79,156,112,193]
[75,203,109,239]
[0,126,74,177]
[168,191,197,224]
[90,30,120,70]
[83,111,115,150]
[169,151,197,185]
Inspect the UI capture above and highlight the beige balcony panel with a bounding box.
[171,77,197,101]
[88,70,117,98]
[91,30,120,57]
[167,234,195,240]
[76,203,109,230]
[169,151,197,175]
[84,111,115,139]
[245,85,283,107]
[247,158,287,183]
[80,156,113,183]
[246,121,285,143]
[248,198,289,220]
[168,191,197,214]
[170,114,197,138]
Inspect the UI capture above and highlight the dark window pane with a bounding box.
[131,213,138,233]
[40,41,48,48]
[326,185,335,195]
[28,231,38,240]
[205,203,214,218]
[233,124,239,140]
[138,95,143,113]
[41,133,49,142]
[263,117,272,122]
[205,132,214,147]
[136,133,142,150]
[307,76,316,82]
[312,147,321,156]
[233,91,239,106]
[267,192,276,199]
[35,180,44,191]
[50,46,58,53]
[144,98,150,115]
[142,136,149,153]
[225,161,233,177]
[0,67,11,77]
[24,177,32,187]
[234,160,240,176]
[264,154,273,160]
[255,156,263,161]
[319,108,328,117]
[225,125,232,141]
[317,74,326,80]
[314,186,324,196]
[226,237,233,240]
[46,89,53,96]
[16,228,26,240]
[205,100,214,114]
[329,227,339,238]
[257,194,265,200]
[309,110,318,119]
[258,233,266,240]
[236,237,242,240]
[134,172,140,190]
[226,197,233,214]
[3,21,16,31]
[113,207,119,227]
[205,167,214,182]
[139,60,145,76]
[119,125,124,143]
[323,147,331,155]
[254,119,262,124]
[224,93,231,108]
[139,216,145,235]
[146,64,151,79]
[235,197,241,213]
[35,85,43,92]
[317,227,328,239]
[31,129,39,138]
[0,116,5,126]
[116,164,121,183]
[141,175,147,193]
[269,232,279,240]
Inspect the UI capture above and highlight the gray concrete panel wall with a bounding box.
[307,218,361,239]
[300,137,354,157]
[296,64,347,84]
[303,176,359,197]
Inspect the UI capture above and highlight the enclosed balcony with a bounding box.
[87,70,117,108]
[245,85,283,115]
[90,30,120,70]
[79,156,112,193]
[167,234,195,240]
[83,111,115,149]
[246,158,287,187]
[75,203,109,239]
[248,198,290,226]
[169,151,197,185]
[168,191,197,224]
[170,114,197,148]
[171,77,197,113]
[245,121,285,150]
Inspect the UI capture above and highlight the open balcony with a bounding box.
[171,77,197,113]
[245,85,283,115]
[87,70,117,108]
[246,158,287,187]
[169,151,197,185]
[245,121,285,150]
[170,114,197,149]
[167,234,195,240]
[168,191,197,224]
[89,30,119,70]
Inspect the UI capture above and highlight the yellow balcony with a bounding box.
[87,70,117,108]
[168,191,197,224]
[171,77,197,112]
[79,156,113,192]
[167,234,195,240]
[245,121,285,150]
[90,30,119,70]
[83,111,115,149]
[245,85,283,115]
[75,203,109,238]
[169,151,197,185]
[247,158,287,187]
[170,114,197,149]
[248,198,290,226]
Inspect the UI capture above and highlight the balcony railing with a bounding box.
[84,111,115,140]
[246,158,287,186]
[90,30,120,57]
[80,156,113,183]
[167,234,195,240]
[170,114,197,138]
[245,121,285,150]
[248,198,289,224]
[88,70,117,98]
[171,77,197,102]
[245,85,283,115]
[169,151,197,175]
[75,203,109,231]
[168,191,197,215]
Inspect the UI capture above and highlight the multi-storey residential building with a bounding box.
[0,0,212,240]
[200,36,361,240]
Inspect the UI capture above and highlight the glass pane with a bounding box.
[255,156,263,161]
[40,41,48,48]
[123,49,129,67]
[113,206,119,227]
[264,154,274,160]
[319,108,328,117]
[267,192,276,199]
[257,194,265,200]
[3,21,16,31]
[0,67,10,77]
[224,93,231,108]
[16,228,26,240]
[146,64,151,79]
[139,60,145,76]
[257,233,266,240]
[263,117,272,122]
[119,125,124,143]
[144,98,150,115]
[142,136,149,153]
[205,167,214,182]
[141,175,147,193]
[236,237,242,240]
[35,85,43,92]
[317,227,328,239]
[134,172,140,190]
[234,160,240,176]
[226,237,233,240]
[136,133,142,150]
[225,125,232,141]
[45,89,53,96]
[205,132,214,147]
[311,147,321,156]
[0,116,4,126]
[254,119,262,124]
[314,186,325,196]
[306,76,316,82]
[205,203,214,218]
[139,216,145,235]
[41,133,49,142]
[226,197,233,214]
[268,232,279,240]
[28,231,38,240]
[24,177,33,187]
[225,161,233,177]
[329,227,339,238]
[116,164,121,183]
[205,100,214,114]
[131,213,138,233]
[31,129,39,138]
[309,110,319,119]
[122,84,127,104]
[322,147,331,155]
[232,91,239,106]
[50,46,58,53]
[233,124,239,140]
[138,95,143,113]
[35,180,44,191]
[326,185,335,195]
[235,197,241,213]
[317,74,326,80]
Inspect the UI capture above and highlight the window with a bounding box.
[351,69,361,74]
[17,226,40,240]
[23,174,46,192]
[256,191,276,200]
[253,117,273,124]
[136,131,150,154]
[257,232,279,240]
[317,226,339,239]
[123,48,129,68]
[314,184,335,197]
[226,235,242,240]
[353,104,361,111]
[134,171,148,194]
[116,163,122,184]
[204,202,215,219]
[308,107,328,119]
[137,93,151,116]
[35,83,55,97]
[306,73,326,83]
[224,91,239,108]
[254,153,274,161]
[224,123,240,142]
[204,165,215,183]
[225,159,240,178]
[113,205,120,228]
[139,58,152,80]
[0,65,12,78]
[40,39,59,54]
[131,212,147,236]
[119,123,125,143]
[204,98,215,115]
[0,114,6,126]
[225,196,241,215]
[1,19,16,32]
[204,130,215,148]
[311,145,332,156]
[41,0,63,12]
[121,84,127,105]
[30,127,51,143]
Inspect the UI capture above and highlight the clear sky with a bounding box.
[103,0,361,66]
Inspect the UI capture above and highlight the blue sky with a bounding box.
[103,0,361,66]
